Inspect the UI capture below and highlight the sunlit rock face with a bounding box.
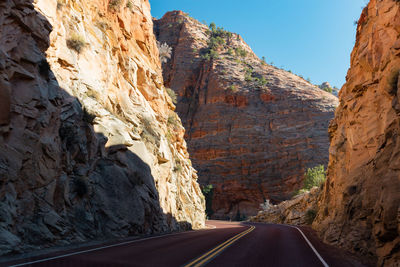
[0,0,204,255]
[154,11,338,219]
[314,0,400,265]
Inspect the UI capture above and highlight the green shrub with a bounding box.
[66,33,86,53]
[202,48,219,61]
[201,184,214,217]
[261,56,266,65]
[140,116,159,146]
[244,66,254,82]
[167,114,178,126]
[209,22,216,32]
[209,49,219,59]
[256,76,268,87]
[126,0,133,10]
[303,165,326,190]
[235,47,247,58]
[228,85,238,93]
[208,36,225,49]
[109,0,122,11]
[166,88,177,104]
[305,209,317,225]
[201,22,232,61]
[165,130,174,143]
[173,161,183,173]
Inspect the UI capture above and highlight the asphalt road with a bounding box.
[2,221,362,267]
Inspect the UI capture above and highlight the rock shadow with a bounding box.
[0,0,191,256]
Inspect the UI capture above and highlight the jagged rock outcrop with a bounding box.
[250,187,320,226]
[154,11,338,219]
[314,0,400,265]
[0,0,204,255]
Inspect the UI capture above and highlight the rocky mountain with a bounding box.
[0,0,204,255]
[154,11,338,219]
[313,0,400,265]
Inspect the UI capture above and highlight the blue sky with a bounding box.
[150,0,368,88]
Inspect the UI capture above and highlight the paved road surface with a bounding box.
[2,221,361,267]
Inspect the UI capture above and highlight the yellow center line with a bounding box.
[183,225,255,267]
[188,227,252,265]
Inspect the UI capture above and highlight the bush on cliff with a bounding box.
[202,22,232,61]
[66,33,86,53]
[109,0,122,11]
[201,184,214,217]
[235,47,247,58]
[303,165,326,190]
[126,1,133,10]
[294,165,326,196]
[166,88,177,104]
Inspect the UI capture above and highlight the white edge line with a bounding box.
[9,230,197,267]
[288,225,329,267]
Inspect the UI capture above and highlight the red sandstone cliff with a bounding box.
[154,11,338,219]
[314,0,400,265]
[0,0,204,255]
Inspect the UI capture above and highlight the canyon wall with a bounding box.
[0,0,204,255]
[314,0,400,265]
[154,11,338,219]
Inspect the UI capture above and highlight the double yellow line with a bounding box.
[183,225,255,267]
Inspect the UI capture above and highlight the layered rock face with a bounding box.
[154,12,338,219]
[314,0,400,265]
[0,0,204,255]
